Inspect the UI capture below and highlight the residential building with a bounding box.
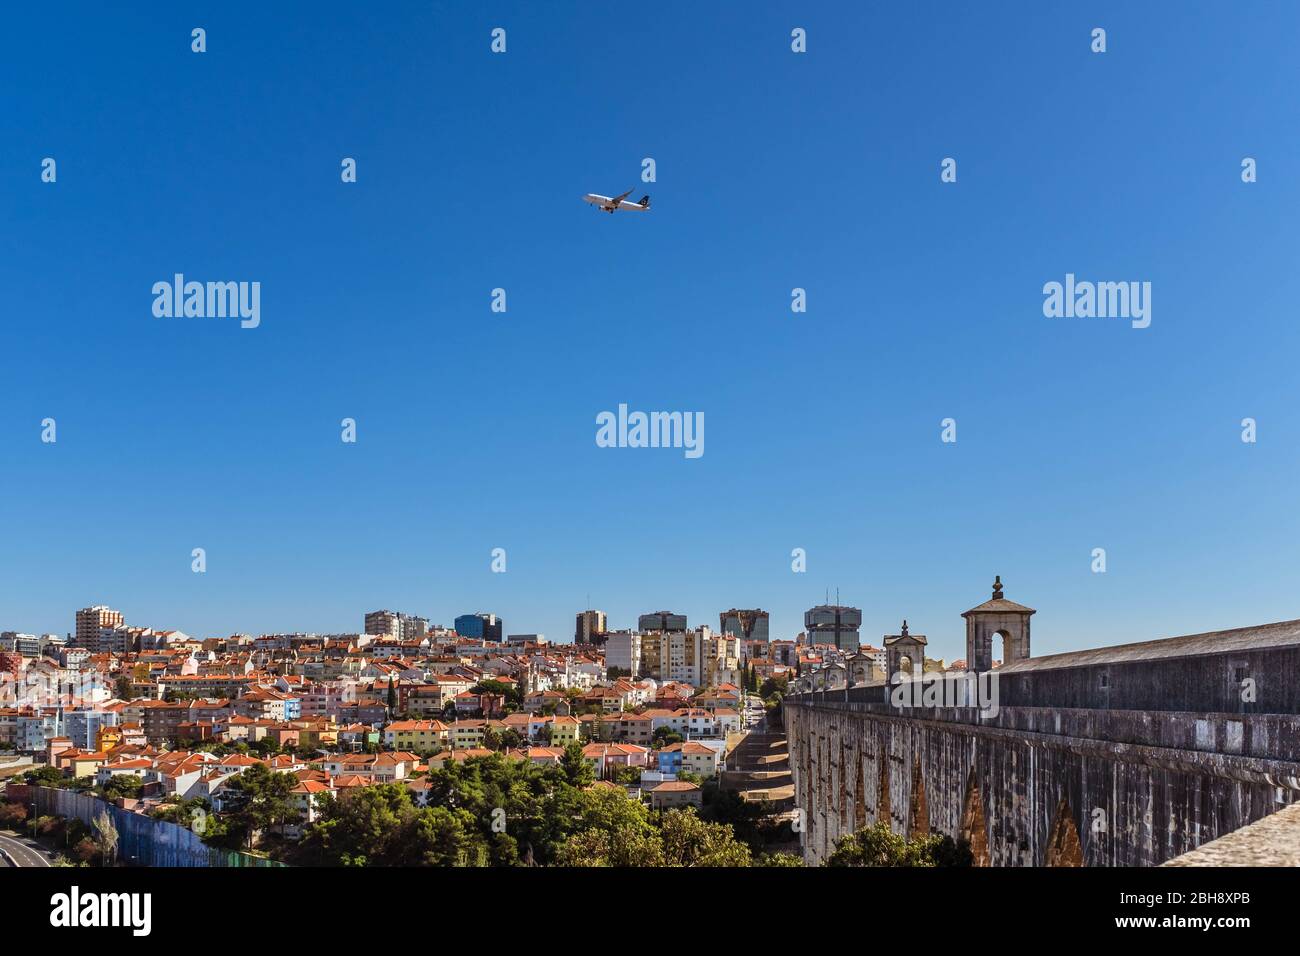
[365,610,429,640]
[605,630,641,677]
[656,740,722,778]
[506,634,546,648]
[383,719,449,754]
[645,780,703,809]
[548,714,581,747]
[0,632,49,657]
[637,629,722,684]
[364,610,402,639]
[581,742,651,778]
[75,606,124,648]
[64,709,120,750]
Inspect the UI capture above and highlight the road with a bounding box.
[0,830,54,867]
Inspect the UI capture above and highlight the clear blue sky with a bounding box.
[3,2,1299,662]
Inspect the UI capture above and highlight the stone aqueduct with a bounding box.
[784,579,1300,866]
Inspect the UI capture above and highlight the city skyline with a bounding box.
[6,565,1281,670]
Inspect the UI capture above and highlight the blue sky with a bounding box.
[3,2,1299,661]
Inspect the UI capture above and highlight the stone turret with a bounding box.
[962,576,1035,672]
[884,620,927,681]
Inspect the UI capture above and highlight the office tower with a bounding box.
[720,608,770,643]
[804,604,862,652]
[454,612,503,641]
[638,611,687,632]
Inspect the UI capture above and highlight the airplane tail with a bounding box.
[638,195,650,207]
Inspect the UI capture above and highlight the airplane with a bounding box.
[582,188,651,213]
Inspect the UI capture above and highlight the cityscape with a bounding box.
[3,582,1297,875]
[0,600,854,868]
[4,0,1298,935]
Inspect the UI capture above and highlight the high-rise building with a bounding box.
[454,613,502,641]
[658,629,700,683]
[638,611,687,632]
[400,615,429,639]
[605,630,641,676]
[702,630,742,687]
[630,626,732,685]
[75,606,124,649]
[575,609,608,644]
[804,604,862,652]
[364,610,401,639]
[720,609,769,643]
[365,610,429,640]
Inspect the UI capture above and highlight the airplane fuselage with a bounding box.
[582,192,650,213]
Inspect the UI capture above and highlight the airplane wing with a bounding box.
[611,188,635,204]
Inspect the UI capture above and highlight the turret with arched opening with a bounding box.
[962,575,1035,672]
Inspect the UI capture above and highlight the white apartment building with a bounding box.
[605,630,641,676]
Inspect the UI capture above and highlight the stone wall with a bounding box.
[785,700,1300,866]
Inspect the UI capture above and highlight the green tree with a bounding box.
[24,766,65,787]
[394,805,489,866]
[554,821,664,866]
[757,852,804,866]
[553,787,663,866]
[698,783,772,850]
[658,808,753,866]
[555,804,754,867]
[559,743,594,788]
[611,765,642,785]
[825,821,972,867]
[301,779,495,866]
[218,763,298,849]
[471,680,520,708]
[652,726,683,749]
[250,736,282,758]
[302,785,407,863]
[100,774,143,802]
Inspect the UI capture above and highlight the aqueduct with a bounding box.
[784,578,1300,865]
